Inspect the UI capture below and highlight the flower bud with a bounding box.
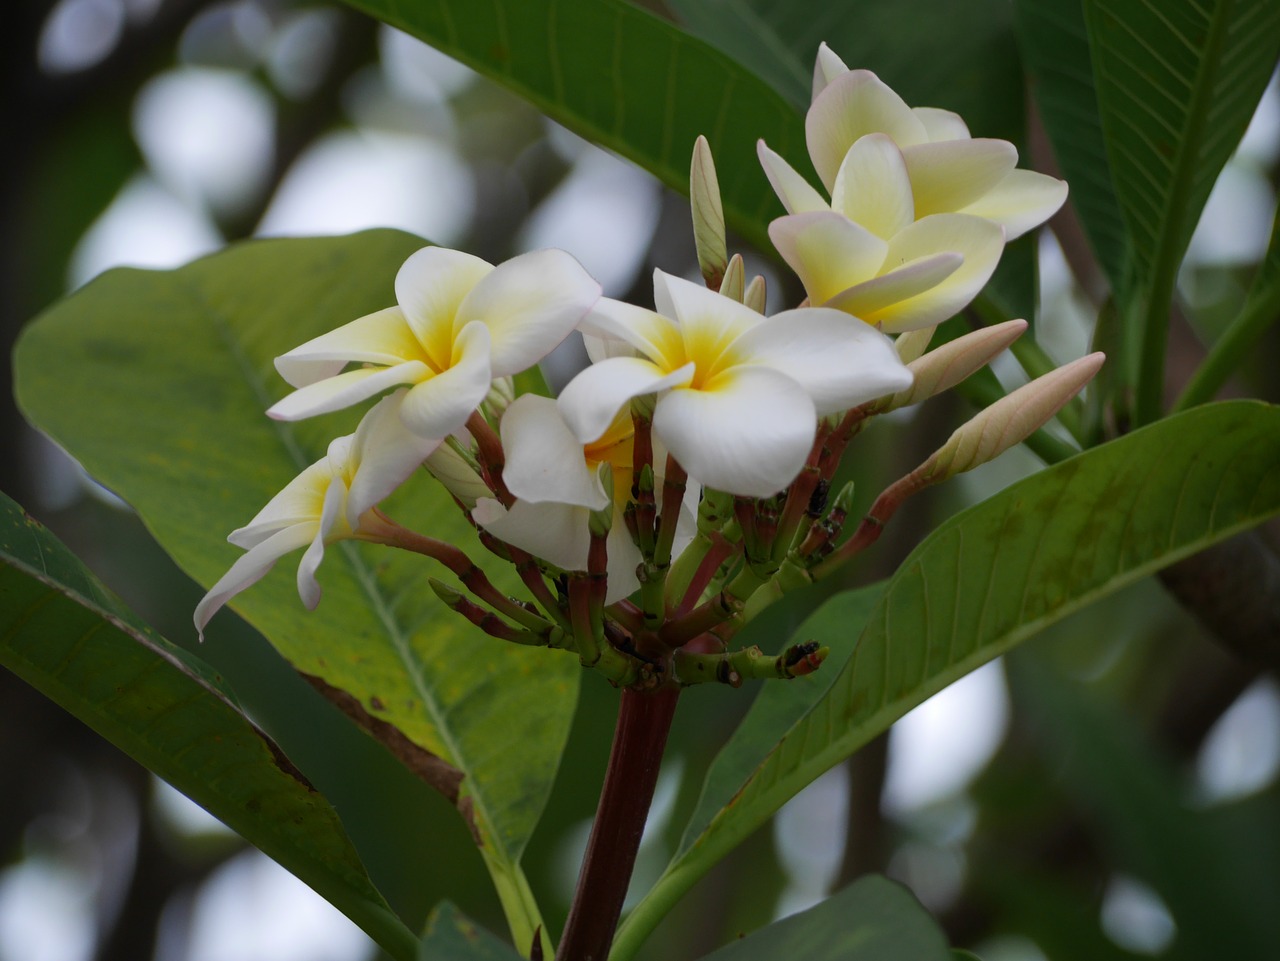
[719,253,745,302]
[425,439,490,507]
[925,352,1105,480]
[881,319,1027,412]
[691,135,728,290]
[744,274,767,314]
[894,326,938,364]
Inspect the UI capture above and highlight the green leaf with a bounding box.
[676,583,883,857]
[1015,0,1131,293]
[13,230,577,951]
[1083,0,1280,421]
[336,0,803,253]
[695,875,952,961]
[0,492,416,961]
[665,0,1025,143]
[617,400,1280,954]
[419,902,526,961]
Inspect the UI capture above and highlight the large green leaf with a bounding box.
[1015,0,1131,293]
[0,492,415,960]
[1083,0,1280,420]
[615,400,1280,956]
[419,902,525,960]
[336,0,804,253]
[697,875,952,961]
[665,0,1025,143]
[13,230,577,950]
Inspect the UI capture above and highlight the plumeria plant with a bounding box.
[6,3,1280,961]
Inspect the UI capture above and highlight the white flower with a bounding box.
[194,391,435,637]
[471,395,694,603]
[266,246,600,441]
[555,270,913,497]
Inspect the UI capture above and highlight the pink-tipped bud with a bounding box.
[690,135,728,290]
[926,352,1105,480]
[882,319,1027,412]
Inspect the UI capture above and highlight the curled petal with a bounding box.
[501,395,606,509]
[345,390,441,524]
[581,331,637,364]
[729,308,913,415]
[830,133,914,239]
[474,498,588,572]
[860,214,1005,333]
[826,252,963,317]
[769,211,889,306]
[459,248,600,376]
[812,41,850,100]
[912,107,970,142]
[757,141,830,215]
[395,247,493,367]
[806,69,928,192]
[654,366,816,497]
[296,479,347,611]
[274,307,423,388]
[399,321,492,438]
[902,138,1018,218]
[267,361,429,422]
[558,356,694,443]
[657,270,765,356]
[194,524,316,639]
[961,168,1069,240]
[228,457,333,549]
[581,297,683,368]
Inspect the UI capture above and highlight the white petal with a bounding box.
[395,247,493,367]
[806,69,928,192]
[296,478,347,610]
[727,308,913,414]
[345,390,440,523]
[658,270,765,357]
[558,356,693,444]
[581,297,682,367]
[902,138,1017,218]
[827,252,963,317]
[398,321,492,438]
[228,457,333,549]
[604,519,642,603]
[862,214,1005,333]
[500,394,605,509]
[474,498,588,571]
[194,524,316,638]
[961,168,1069,240]
[757,141,830,215]
[581,331,637,364]
[653,367,816,497]
[830,133,914,239]
[913,107,970,142]
[768,211,889,306]
[274,307,424,388]
[812,41,850,101]
[458,248,600,376]
[266,361,429,421]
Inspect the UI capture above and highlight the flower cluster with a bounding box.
[196,47,1097,689]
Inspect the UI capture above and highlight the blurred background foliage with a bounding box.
[2,1,1278,961]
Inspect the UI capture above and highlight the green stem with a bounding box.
[1174,282,1280,411]
[482,848,552,960]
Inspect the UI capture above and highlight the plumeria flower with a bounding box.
[471,395,695,602]
[194,391,435,638]
[556,270,913,497]
[266,246,600,442]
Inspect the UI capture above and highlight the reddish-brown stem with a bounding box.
[674,533,735,617]
[467,410,514,506]
[631,414,656,555]
[811,468,932,579]
[605,599,645,635]
[653,455,687,567]
[557,687,680,961]
[819,405,872,475]
[660,591,738,649]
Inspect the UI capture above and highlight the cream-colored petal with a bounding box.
[296,479,347,610]
[474,498,589,572]
[558,356,693,444]
[398,321,492,439]
[830,133,915,239]
[266,361,429,422]
[274,307,422,388]
[757,141,830,215]
[344,390,441,524]
[228,457,333,549]
[811,41,850,101]
[657,270,765,360]
[902,138,1017,217]
[395,247,493,367]
[863,214,1005,333]
[768,211,889,306]
[581,297,682,369]
[194,524,316,639]
[806,69,928,192]
[653,367,816,497]
[826,252,963,317]
[913,106,970,142]
[728,308,913,415]
[500,395,606,509]
[458,248,600,376]
[960,168,1068,240]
